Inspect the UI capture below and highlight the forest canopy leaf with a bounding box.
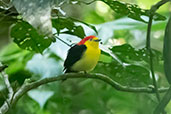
[163,16,171,84]
[111,44,149,63]
[10,21,52,53]
[70,17,98,35]
[52,18,86,38]
[94,61,151,87]
[101,0,166,23]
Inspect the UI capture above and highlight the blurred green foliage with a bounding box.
[0,0,170,114]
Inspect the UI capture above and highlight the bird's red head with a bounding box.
[77,35,96,45]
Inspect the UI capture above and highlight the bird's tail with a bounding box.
[62,69,72,82]
[63,68,72,73]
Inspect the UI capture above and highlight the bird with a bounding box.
[64,35,101,73]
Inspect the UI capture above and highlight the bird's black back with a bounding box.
[64,44,87,73]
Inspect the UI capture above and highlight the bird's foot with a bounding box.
[62,75,67,82]
[83,71,89,78]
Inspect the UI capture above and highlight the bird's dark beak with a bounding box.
[94,39,101,42]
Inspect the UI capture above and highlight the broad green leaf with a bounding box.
[0,43,33,63]
[101,0,166,23]
[111,44,149,63]
[8,69,32,85]
[0,43,34,85]
[163,16,171,84]
[70,17,98,35]
[10,21,52,53]
[94,61,151,87]
[110,44,162,66]
[52,18,86,38]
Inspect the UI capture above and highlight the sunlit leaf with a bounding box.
[70,17,98,35]
[10,21,52,53]
[94,61,151,87]
[110,44,162,66]
[101,0,166,23]
[52,17,86,38]
[163,16,171,84]
[111,44,149,63]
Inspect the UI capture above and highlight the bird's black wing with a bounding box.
[64,44,87,72]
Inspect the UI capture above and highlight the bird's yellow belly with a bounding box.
[71,47,100,72]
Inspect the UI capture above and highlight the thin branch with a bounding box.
[53,34,72,47]
[150,0,170,13]
[0,73,169,114]
[146,0,170,113]
[146,0,169,102]
[154,85,171,114]
[0,71,14,114]
[0,0,9,7]
[1,72,13,99]
[146,0,170,48]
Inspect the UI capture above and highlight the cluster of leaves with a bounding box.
[101,0,166,23]
[0,0,170,113]
[8,0,166,53]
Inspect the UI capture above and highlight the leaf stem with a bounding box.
[146,0,170,113]
[146,8,161,103]
[154,85,171,114]
[54,35,72,47]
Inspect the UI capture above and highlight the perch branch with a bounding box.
[0,73,169,114]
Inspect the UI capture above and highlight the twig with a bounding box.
[0,0,9,7]
[154,85,171,114]
[146,0,170,113]
[146,13,161,101]
[0,71,14,114]
[0,73,169,114]
[53,34,72,47]
[1,72,13,100]
[146,0,170,48]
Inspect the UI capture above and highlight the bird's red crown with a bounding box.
[77,35,96,45]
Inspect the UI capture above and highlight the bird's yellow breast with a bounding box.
[71,44,101,72]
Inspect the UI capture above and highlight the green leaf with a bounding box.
[163,16,171,84]
[101,0,166,23]
[69,17,98,35]
[110,44,162,66]
[52,18,86,38]
[111,44,149,63]
[0,43,34,63]
[10,21,52,53]
[94,61,151,87]
[0,43,34,85]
